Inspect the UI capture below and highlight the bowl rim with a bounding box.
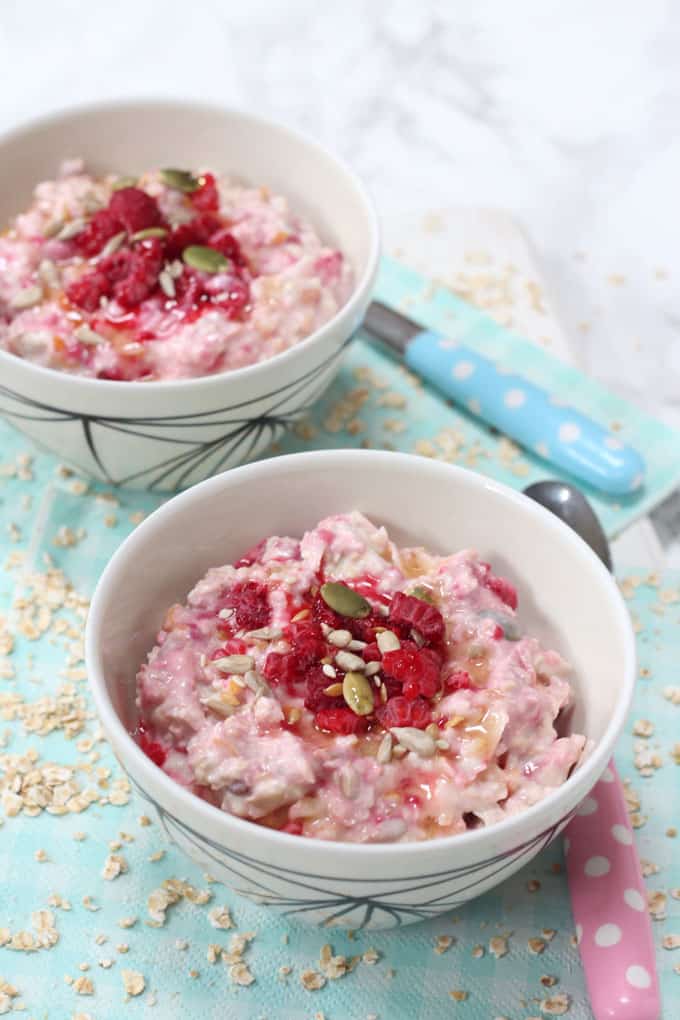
[0,97,380,393]
[86,449,636,858]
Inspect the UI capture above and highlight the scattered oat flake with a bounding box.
[102,853,127,880]
[230,962,255,986]
[207,905,234,930]
[540,992,571,1015]
[489,935,508,958]
[362,947,380,965]
[73,976,94,995]
[663,934,680,950]
[633,719,654,737]
[300,970,326,991]
[528,937,547,955]
[449,989,468,1002]
[434,934,454,954]
[121,969,145,997]
[648,890,667,920]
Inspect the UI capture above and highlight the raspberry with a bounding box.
[222,580,270,631]
[314,706,365,735]
[174,267,206,311]
[113,238,163,309]
[375,695,431,729]
[311,592,344,632]
[212,277,250,318]
[191,172,220,212]
[286,619,325,668]
[209,228,246,266]
[108,186,162,233]
[444,669,473,692]
[382,641,441,700]
[304,667,342,712]
[74,208,122,257]
[137,722,166,767]
[361,641,381,664]
[263,651,297,686]
[166,213,222,260]
[65,270,111,312]
[484,572,518,611]
[389,591,445,644]
[212,639,248,658]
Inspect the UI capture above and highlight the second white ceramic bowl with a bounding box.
[0,101,379,489]
[86,450,635,929]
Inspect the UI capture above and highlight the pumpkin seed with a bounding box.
[327,629,352,648]
[160,167,200,193]
[390,727,436,758]
[320,582,370,619]
[182,245,229,273]
[376,630,400,654]
[130,227,168,242]
[335,650,366,673]
[55,218,86,241]
[111,176,138,191]
[212,654,254,675]
[342,671,374,716]
[74,324,106,345]
[10,285,43,310]
[323,682,343,697]
[409,585,435,604]
[376,732,393,764]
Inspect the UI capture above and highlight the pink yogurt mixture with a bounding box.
[136,512,586,843]
[0,160,353,381]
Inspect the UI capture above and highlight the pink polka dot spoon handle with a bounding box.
[566,762,661,1019]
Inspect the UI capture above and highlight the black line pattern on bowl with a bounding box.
[129,776,570,928]
[0,337,351,488]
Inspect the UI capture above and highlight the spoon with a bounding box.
[524,480,661,1020]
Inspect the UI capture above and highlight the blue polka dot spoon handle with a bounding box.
[362,302,645,497]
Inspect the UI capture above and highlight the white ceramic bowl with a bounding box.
[0,101,379,489]
[86,450,635,929]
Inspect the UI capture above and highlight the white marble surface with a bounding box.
[0,0,678,558]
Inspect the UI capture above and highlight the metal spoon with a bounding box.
[523,480,612,571]
[524,480,661,1020]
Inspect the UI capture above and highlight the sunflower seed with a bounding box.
[335,650,366,673]
[111,176,138,191]
[320,582,371,619]
[218,608,235,620]
[245,626,282,640]
[212,654,254,675]
[43,217,65,238]
[182,245,229,273]
[10,285,43,309]
[377,630,400,654]
[376,732,393,764]
[342,671,374,716]
[339,765,359,799]
[327,629,352,648]
[74,324,106,345]
[322,682,343,697]
[38,259,59,288]
[55,218,86,241]
[167,259,184,279]
[243,670,271,696]
[159,269,175,298]
[365,661,381,677]
[321,663,337,679]
[200,692,236,717]
[160,168,201,192]
[392,744,407,758]
[130,227,168,242]
[348,639,367,651]
[98,231,127,258]
[390,727,436,758]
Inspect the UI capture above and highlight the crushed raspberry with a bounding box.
[211,639,249,658]
[114,244,162,308]
[286,619,325,668]
[108,186,162,233]
[210,228,247,267]
[74,208,122,257]
[173,267,206,311]
[234,539,267,568]
[263,651,297,686]
[138,723,166,767]
[190,172,220,213]
[382,641,442,700]
[282,819,303,835]
[389,591,445,644]
[165,213,222,260]
[480,563,518,610]
[211,277,250,318]
[65,270,111,312]
[444,669,473,692]
[311,592,344,631]
[491,624,504,640]
[314,706,366,735]
[375,695,431,729]
[314,251,343,284]
[303,667,342,712]
[222,580,271,630]
[361,641,381,664]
